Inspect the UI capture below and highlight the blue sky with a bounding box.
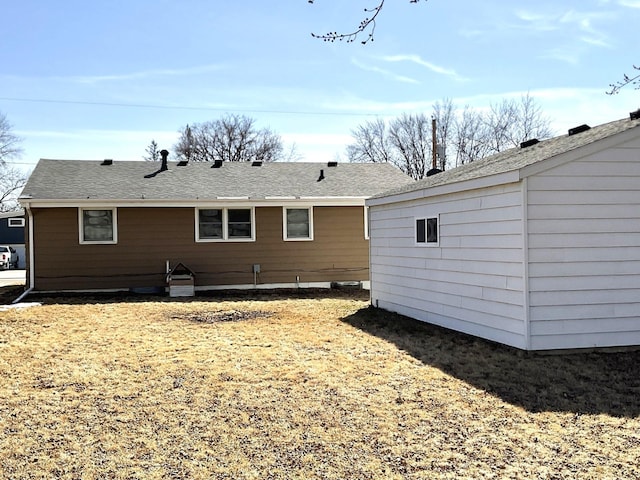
[1,0,639,172]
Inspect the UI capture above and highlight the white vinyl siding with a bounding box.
[526,139,640,350]
[369,183,527,349]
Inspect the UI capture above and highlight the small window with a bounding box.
[284,207,313,241]
[8,218,24,228]
[80,208,117,244]
[416,216,438,245]
[196,208,254,242]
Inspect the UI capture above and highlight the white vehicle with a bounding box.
[0,246,19,270]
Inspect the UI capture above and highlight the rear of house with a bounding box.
[368,114,640,351]
[20,160,412,293]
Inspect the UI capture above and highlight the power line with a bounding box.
[0,96,380,118]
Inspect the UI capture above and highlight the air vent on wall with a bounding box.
[568,124,591,136]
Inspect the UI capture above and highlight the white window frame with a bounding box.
[8,218,25,227]
[79,208,118,244]
[415,215,439,246]
[195,207,255,242]
[283,206,314,241]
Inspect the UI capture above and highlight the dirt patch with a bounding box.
[174,309,274,323]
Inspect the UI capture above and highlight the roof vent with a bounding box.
[251,160,263,166]
[568,124,591,136]
[426,168,442,177]
[211,160,223,168]
[327,161,338,167]
[317,169,325,182]
[177,160,188,167]
[101,159,113,166]
[520,138,539,149]
[160,149,169,171]
[630,109,640,121]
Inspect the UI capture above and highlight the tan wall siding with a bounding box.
[31,206,368,291]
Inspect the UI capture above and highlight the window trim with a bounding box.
[415,215,439,246]
[79,208,118,244]
[283,206,314,241]
[195,207,255,242]
[364,206,370,240]
[8,218,25,228]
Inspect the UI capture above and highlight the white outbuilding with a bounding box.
[367,113,640,351]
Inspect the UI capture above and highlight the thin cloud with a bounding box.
[618,0,640,7]
[350,58,420,84]
[379,54,467,82]
[53,64,226,85]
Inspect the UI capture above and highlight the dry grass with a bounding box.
[1,288,639,479]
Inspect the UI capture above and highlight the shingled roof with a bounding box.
[372,114,640,200]
[21,160,412,203]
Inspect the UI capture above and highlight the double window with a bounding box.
[283,207,313,241]
[197,208,254,242]
[80,208,117,244]
[416,216,438,245]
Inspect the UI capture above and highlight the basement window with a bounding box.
[416,216,438,245]
[196,207,255,242]
[8,218,25,227]
[80,208,117,244]
[283,207,313,241]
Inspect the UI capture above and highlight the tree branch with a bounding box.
[309,0,422,44]
[607,65,640,95]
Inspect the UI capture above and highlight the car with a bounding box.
[0,245,19,270]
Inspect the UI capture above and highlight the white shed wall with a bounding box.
[370,183,527,349]
[527,137,640,350]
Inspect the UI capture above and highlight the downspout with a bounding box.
[12,204,35,304]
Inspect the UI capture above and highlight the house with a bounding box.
[19,159,412,293]
[367,113,640,351]
[0,209,25,269]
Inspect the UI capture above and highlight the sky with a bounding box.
[1,0,639,174]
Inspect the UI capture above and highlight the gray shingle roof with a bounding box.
[21,160,413,202]
[372,115,640,199]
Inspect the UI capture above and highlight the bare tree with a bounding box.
[0,164,28,212]
[608,65,640,95]
[0,112,22,166]
[347,118,393,164]
[388,113,431,180]
[174,114,285,163]
[309,0,424,44]
[432,98,455,170]
[143,139,160,162]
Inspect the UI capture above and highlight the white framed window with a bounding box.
[80,208,117,244]
[283,207,313,241]
[196,207,255,242]
[8,218,25,227]
[416,216,438,245]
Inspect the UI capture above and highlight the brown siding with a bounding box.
[31,206,369,291]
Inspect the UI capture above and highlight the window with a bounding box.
[8,218,24,228]
[416,216,438,245]
[283,207,313,241]
[196,208,254,242]
[80,208,117,244]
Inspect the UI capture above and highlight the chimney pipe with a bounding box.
[160,149,169,171]
[317,169,325,182]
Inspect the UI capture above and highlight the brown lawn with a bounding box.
[0,289,639,479]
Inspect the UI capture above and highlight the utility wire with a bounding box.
[0,96,380,118]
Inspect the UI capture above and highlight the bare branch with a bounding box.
[0,112,23,165]
[0,164,28,212]
[310,0,423,44]
[607,65,640,95]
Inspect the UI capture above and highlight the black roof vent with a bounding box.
[101,159,113,166]
[327,161,338,167]
[426,168,442,177]
[211,160,223,168]
[317,169,325,182]
[568,124,591,136]
[630,109,640,121]
[251,160,263,166]
[520,138,540,149]
[177,160,188,167]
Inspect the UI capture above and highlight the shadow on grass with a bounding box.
[342,306,640,418]
[9,287,370,306]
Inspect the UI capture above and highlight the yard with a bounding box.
[0,288,639,479]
